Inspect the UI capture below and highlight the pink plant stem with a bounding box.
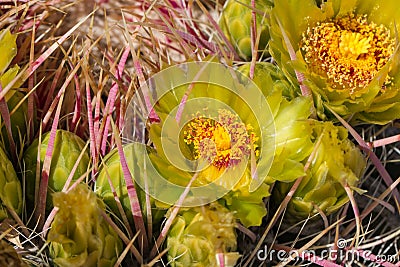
[42,62,83,129]
[100,46,130,154]
[328,107,400,211]
[133,59,159,122]
[343,184,360,248]
[20,12,94,83]
[194,0,240,60]
[42,60,66,114]
[100,84,117,155]
[115,136,148,252]
[369,134,400,148]
[85,80,98,175]
[27,17,36,142]
[70,66,81,133]
[36,93,64,230]
[41,207,59,238]
[0,85,17,163]
[104,166,134,237]
[250,0,257,79]
[342,176,400,236]
[216,251,225,267]
[94,91,101,155]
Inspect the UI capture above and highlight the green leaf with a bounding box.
[0,29,17,76]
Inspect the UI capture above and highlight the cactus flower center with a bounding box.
[183,109,258,169]
[301,13,395,93]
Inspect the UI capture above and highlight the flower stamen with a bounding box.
[183,109,258,169]
[301,13,395,93]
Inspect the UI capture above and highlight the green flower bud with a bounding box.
[219,0,272,60]
[23,130,89,211]
[48,184,122,267]
[167,202,240,267]
[95,144,166,227]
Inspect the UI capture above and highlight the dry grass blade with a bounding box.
[114,232,140,267]
[101,210,143,264]
[343,176,400,236]
[275,219,344,267]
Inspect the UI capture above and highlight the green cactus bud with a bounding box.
[23,130,89,212]
[95,144,166,228]
[167,202,240,267]
[0,146,22,221]
[48,184,122,267]
[219,0,272,60]
[272,121,366,221]
[0,240,27,267]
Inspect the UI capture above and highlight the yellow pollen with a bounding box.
[339,32,371,59]
[301,13,395,93]
[213,125,231,151]
[183,109,258,169]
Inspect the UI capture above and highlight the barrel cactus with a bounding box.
[48,184,122,267]
[23,130,89,211]
[219,0,272,60]
[0,146,22,221]
[167,202,240,267]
